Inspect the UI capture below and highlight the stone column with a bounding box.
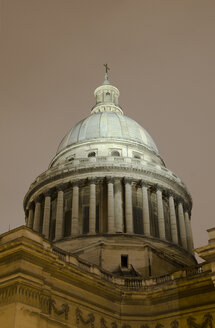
[124,178,133,234]
[156,187,166,240]
[55,186,64,240]
[42,191,51,239]
[114,179,123,233]
[89,179,96,234]
[71,182,80,236]
[107,177,115,233]
[141,181,150,236]
[184,209,194,253]
[168,192,178,244]
[27,203,34,229]
[33,197,42,232]
[178,201,188,249]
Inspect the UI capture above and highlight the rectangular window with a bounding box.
[121,254,128,268]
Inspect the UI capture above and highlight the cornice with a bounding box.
[23,164,192,210]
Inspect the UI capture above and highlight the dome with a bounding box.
[24,72,195,278]
[57,112,158,155]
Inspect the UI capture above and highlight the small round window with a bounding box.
[111,151,120,157]
[88,152,96,157]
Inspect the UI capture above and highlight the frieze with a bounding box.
[0,284,50,314]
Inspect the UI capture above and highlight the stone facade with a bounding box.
[0,226,214,328]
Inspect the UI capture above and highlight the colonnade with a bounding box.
[26,177,194,253]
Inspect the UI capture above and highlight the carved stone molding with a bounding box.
[76,307,95,328]
[187,313,213,328]
[140,325,149,328]
[49,298,69,320]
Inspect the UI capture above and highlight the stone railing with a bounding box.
[51,247,207,290]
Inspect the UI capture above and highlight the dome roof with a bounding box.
[57,112,158,154]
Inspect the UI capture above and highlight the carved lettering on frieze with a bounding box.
[100,319,118,328]
[101,318,108,328]
[170,320,179,328]
[49,299,69,320]
[155,324,164,328]
[111,322,118,328]
[187,313,213,328]
[76,307,95,328]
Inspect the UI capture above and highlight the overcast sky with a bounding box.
[0,0,214,249]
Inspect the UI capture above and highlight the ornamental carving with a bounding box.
[187,313,213,328]
[76,307,95,328]
[49,298,69,320]
[140,325,149,328]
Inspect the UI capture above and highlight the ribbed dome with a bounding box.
[57,112,158,154]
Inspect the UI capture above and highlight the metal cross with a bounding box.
[104,63,110,74]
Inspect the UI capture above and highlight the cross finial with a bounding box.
[104,63,110,74]
[103,63,110,83]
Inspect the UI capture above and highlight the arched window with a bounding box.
[105,92,111,101]
[88,152,96,157]
[111,151,120,157]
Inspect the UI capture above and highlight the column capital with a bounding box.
[88,177,99,185]
[106,176,115,184]
[35,194,43,203]
[44,189,52,197]
[124,177,133,185]
[71,180,81,188]
[152,184,163,193]
[56,184,66,192]
[183,203,190,213]
[28,201,35,210]
[114,177,122,183]
[166,189,175,198]
[139,180,148,188]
